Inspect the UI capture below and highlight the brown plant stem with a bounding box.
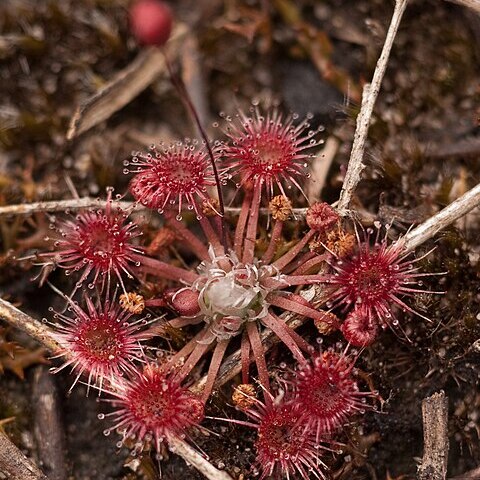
[402,182,480,252]
[337,0,409,215]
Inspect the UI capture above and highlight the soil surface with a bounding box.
[0,1,479,479]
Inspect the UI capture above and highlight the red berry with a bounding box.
[129,0,173,47]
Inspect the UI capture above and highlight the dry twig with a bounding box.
[0,430,48,480]
[168,436,233,480]
[402,182,480,252]
[337,0,409,215]
[0,298,61,354]
[418,391,449,480]
[67,25,187,140]
[0,198,309,217]
[32,367,68,480]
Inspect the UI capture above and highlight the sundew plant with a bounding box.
[2,1,479,479]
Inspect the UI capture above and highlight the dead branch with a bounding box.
[0,198,309,218]
[66,25,187,140]
[337,0,409,215]
[32,367,68,480]
[0,430,48,480]
[168,436,233,480]
[0,298,62,354]
[418,391,449,480]
[402,182,480,252]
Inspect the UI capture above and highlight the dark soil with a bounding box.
[0,0,479,479]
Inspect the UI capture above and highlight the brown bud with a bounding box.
[269,195,292,221]
[120,292,145,314]
[314,311,340,335]
[202,198,220,217]
[147,227,176,255]
[232,384,256,409]
[325,228,356,257]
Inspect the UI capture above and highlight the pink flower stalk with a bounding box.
[103,365,204,452]
[51,295,146,393]
[238,391,327,480]
[293,349,373,438]
[128,140,219,218]
[324,231,436,343]
[53,198,142,290]
[222,107,319,198]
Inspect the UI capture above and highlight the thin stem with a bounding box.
[133,253,199,283]
[0,197,310,217]
[336,0,409,215]
[246,322,271,406]
[267,293,339,328]
[290,253,328,276]
[261,219,283,264]
[242,181,262,264]
[201,339,229,402]
[261,313,306,364]
[165,212,210,260]
[272,230,315,271]
[176,339,211,382]
[234,192,252,256]
[241,332,250,384]
[163,52,228,251]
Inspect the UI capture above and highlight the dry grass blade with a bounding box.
[66,24,187,140]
